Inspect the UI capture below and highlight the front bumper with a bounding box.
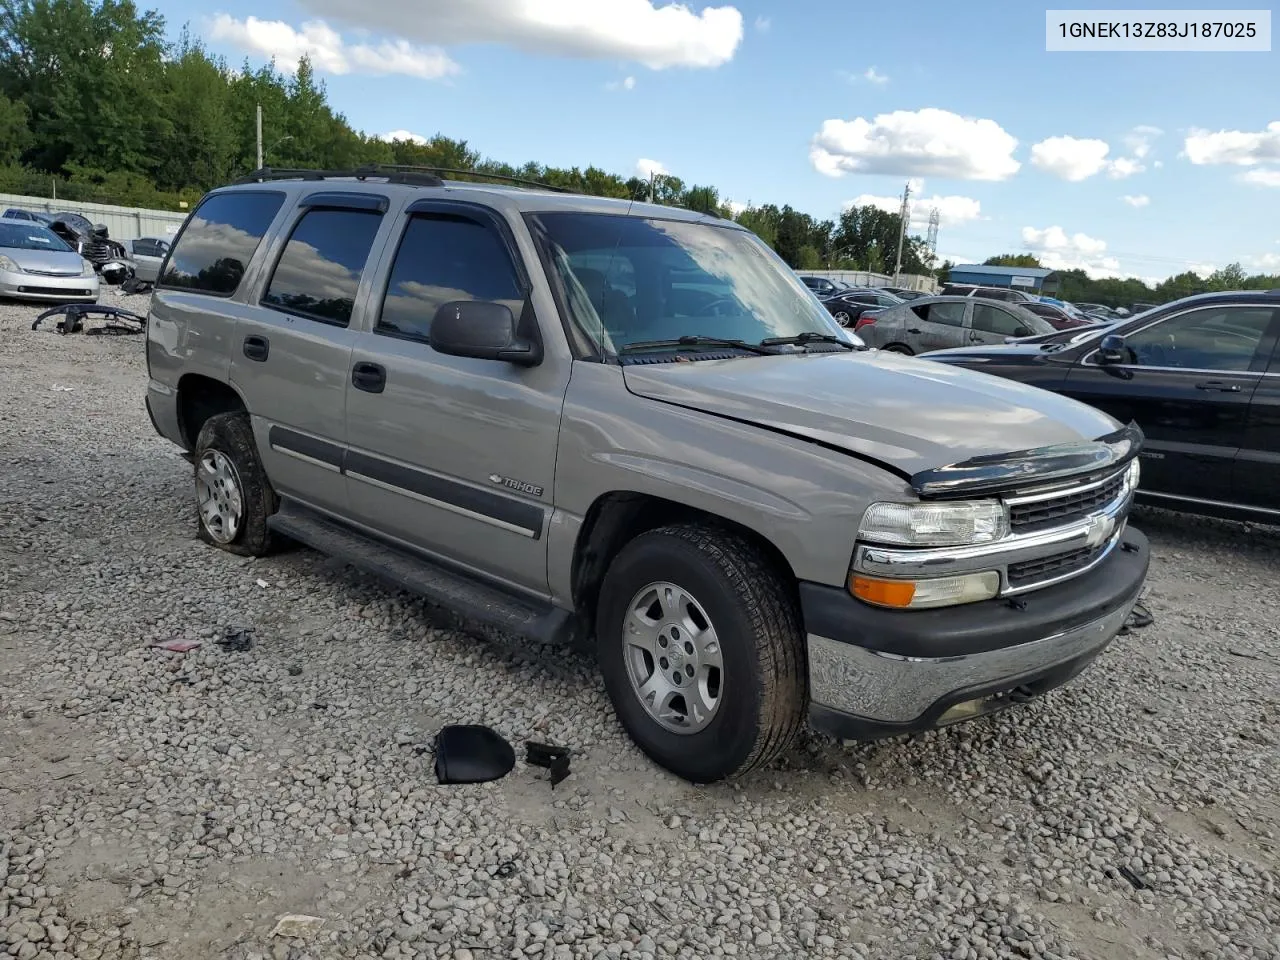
[803,525,1150,740]
[0,268,99,302]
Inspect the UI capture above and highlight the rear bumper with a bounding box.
[145,378,185,449]
[803,526,1150,739]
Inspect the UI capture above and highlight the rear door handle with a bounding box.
[1194,381,1242,392]
[907,328,922,334]
[351,361,386,394]
[243,335,269,362]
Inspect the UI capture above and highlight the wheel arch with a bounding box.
[569,491,801,634]
[177,374,248,450]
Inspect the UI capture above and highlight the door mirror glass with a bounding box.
[429,300,542,366]
[1097,334,1128,364]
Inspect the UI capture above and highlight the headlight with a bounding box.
[0,255,22,273]
[859,500,1009,547]
[81,259,95,277]
[1124,458,1140,492]
[851,572,1001,609]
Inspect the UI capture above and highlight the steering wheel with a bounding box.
[702,297,740,317]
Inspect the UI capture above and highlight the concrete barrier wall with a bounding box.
[798,269,938,292]
[0,192,188,241]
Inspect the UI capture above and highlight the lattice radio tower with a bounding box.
[926,207,940,256]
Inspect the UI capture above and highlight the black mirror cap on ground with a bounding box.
[434,724,516,784]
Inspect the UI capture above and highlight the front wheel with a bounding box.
[883,343,914,355]
[596,525,807,783]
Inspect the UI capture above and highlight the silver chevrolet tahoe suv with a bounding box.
[144,167,1151,783]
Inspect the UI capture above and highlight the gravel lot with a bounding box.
[1,296,1278,960]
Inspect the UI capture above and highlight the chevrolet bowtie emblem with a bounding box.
[1084,514,1115,549]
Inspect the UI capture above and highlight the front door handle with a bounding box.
[243,335,269,362]
[351,361,386,394]
[907,327,922,334]
[1194,381,1242,392]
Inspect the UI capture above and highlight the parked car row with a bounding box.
[921,289,1280,524]
[0,205,170,302]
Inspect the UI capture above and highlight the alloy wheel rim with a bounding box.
[196,450,244,544]
[623,581,723,735]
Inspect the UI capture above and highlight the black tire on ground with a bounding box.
[596,524,807,783]
[193,411,280,557]
[883,343,914,354]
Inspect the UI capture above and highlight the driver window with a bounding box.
[972,304,1024,336]
[1122,306,1273,371]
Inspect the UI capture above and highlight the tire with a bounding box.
[193,411,280,557]
[832,310,852,327]
[596,524,806,783]
[883,343,914,355]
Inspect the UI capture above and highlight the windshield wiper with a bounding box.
[619,335,773,356]
[759,332,860,351]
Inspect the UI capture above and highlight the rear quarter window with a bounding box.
[159,191,285,296]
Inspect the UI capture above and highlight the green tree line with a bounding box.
[980,255,1280,307]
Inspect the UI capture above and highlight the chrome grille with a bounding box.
[1007,543,1108,588]
[25,268,81,277]
[1008,470,1126,534]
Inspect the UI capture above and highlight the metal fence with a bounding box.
[799,269,938,292]
[0,192,188,241]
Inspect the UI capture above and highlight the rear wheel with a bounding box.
[596,525,806,783]
[193,412,280,557]
[832,310,853,327]
[883,343,914,355]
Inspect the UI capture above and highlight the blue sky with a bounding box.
[161,0,1279,281]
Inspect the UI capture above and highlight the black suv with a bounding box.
[923,290,1280,523]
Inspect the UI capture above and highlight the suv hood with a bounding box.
[622,350,1121,478]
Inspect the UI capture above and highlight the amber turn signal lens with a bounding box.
[850,576,917,608]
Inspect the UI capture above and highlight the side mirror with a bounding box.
[1013,325,1031,338]
[429,300,542,367]
[1097,333,1128,365]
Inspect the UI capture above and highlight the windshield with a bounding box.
[0,221,74,252]
[529,212,849,353]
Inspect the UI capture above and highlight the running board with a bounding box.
[268,500,575,646]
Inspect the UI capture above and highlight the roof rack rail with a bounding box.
[232,166,446,187]
[230,164,580,194]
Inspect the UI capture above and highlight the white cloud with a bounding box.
[296,0,744,69]
[605,75,636,91]
[1184,121,1280,166]
[1245,252,1280,271]
[754,15,771,32]
[1121,194,1150,208]
[380,130,429,144]
[207,14,460,79]
[1241,168,1280,187]
[1030,136,1110,181]
[864,66,888,85]
[810,108,1020,181]
[1153,160,1164,168]
[1107,156,1144,179]
[846,191,982,229]
[1030,134,1148,180]
[636,158,669,179]
[1021,225,1123,278]
[723,199,748,215]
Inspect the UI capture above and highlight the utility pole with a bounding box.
[892,180,911,283]
[256,104,263,170]
[647,170,656,203]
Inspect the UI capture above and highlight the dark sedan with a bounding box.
[820,286,904,326]
[1024,300,1094,330]
[921,290,1280,523]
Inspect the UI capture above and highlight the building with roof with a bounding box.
[947,265,1059,295]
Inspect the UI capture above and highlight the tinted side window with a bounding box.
[1123,306,1274,372]
[160,191,285,296]
[133,239,158,257]
[262,208,384,327]
[913,301,965,326]
[972,304,1025,336]
[377,214,523,341]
